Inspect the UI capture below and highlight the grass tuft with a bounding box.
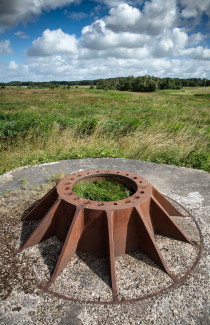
[50,170,65,183]
[73,180,133,201]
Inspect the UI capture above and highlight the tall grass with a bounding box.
[0,87,209,173]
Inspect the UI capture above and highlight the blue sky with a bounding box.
[0,0,210,82]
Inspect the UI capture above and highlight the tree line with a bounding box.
[0,80,96,88]
[0,76,209,92]
[95,76,210,92]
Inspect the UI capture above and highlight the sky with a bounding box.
[0,0,210,82]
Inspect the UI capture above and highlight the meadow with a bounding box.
[0,86,209,174]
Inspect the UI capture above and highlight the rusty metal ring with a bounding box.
[18,169,203,304]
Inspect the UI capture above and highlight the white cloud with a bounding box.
[66,11,88,21]
[181,47,210,60]
[142,0,176,35]
[0,0,77,31]
[0,40,12,54]
[94,0,140,7]
[152,28,188,57]
[188,33,205,46]
[105,4,141,32]
[80,2,178,54]
[180,0,210,19]
[1,1,210,81]
[104,1,176,35]
[27,29,78,56]
[14,31,30,39]
[1,55,209,83]
[8,60,19,69]
[24,0,210,81]
[81,20,150,50]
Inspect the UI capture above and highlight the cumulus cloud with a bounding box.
[105,4,141,32]
[180,0,210,19]
[81,20,150,50]
[152,28,188,57]
[1,0,210,81]
[80,2,178,53]
[0,0,77,31]
[26,1,210,65]
[187,33,205,46]
[1,54,209,83]
[104,1,176,35]
[181,47,210,61]
[0,40,12,55]
[27,29,78,56]
[142,0,176,35]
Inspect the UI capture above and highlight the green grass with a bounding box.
[0,87,209,173]
[73,180,132,201]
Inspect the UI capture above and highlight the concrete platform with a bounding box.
[0,159,209,324]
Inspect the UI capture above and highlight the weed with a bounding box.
[21,177,28,190]
[50,170,65,183]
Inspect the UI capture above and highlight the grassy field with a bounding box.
[0,86,209,174]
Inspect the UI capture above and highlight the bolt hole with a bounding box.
[125,199,131,203]
[97,171,99,173]
[65,187,70,190]
[126,173,129,176]
[70,178,74,180]
[134,196,140,199]
[113,202,118,205]
[78,174,81,177]
[117,172,120,174]
[86,172,89,174]
[141,191,145,194]
[133,177,137,179]
[140,181,142,183]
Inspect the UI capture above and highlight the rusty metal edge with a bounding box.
[34,196,203,305]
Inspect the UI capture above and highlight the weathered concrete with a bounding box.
[0,158,209,222]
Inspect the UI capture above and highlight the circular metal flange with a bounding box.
[19,169,203,304]
[57,169,151,210]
